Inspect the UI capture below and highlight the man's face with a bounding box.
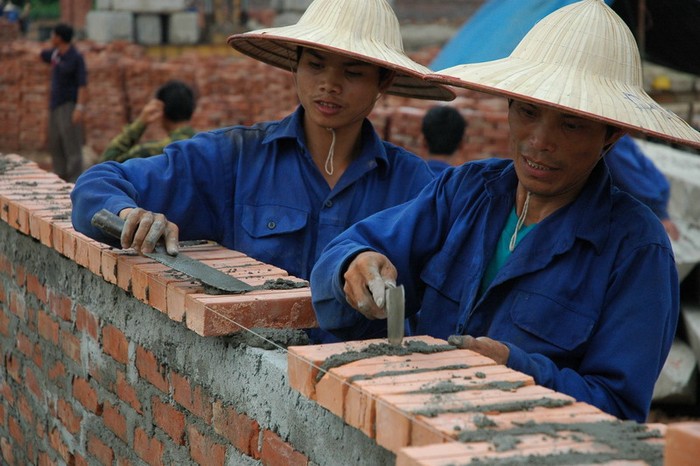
[295,48,387,134]
[508,100,620,202]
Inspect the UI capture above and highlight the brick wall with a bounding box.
[0,39,510,168]
[0,155,392,465]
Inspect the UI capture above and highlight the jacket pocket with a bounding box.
[241,204,308,238]
[509,290,595,351]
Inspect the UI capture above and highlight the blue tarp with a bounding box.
[430,0,615,70]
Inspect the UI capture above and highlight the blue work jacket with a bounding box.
[311,158,679,421]
[71,106,435,281]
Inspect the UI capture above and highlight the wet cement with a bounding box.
[446,420,664,466]
[317,340,457,382]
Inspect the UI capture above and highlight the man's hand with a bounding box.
[138,99,164,126]
[72,106,84,124]
[343,251,397,320]
[118,207,179,256]
[448,335,510,365]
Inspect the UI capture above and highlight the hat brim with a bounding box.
[431,57,700,150]
[229,29,455,101]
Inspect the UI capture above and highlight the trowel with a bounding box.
[91,209,256,294]
[385,284,405,346]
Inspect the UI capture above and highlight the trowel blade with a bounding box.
[386,284,405,346]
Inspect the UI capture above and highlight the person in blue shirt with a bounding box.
[40,23,88,182]
[421,105,467,174]
[70,1,452,287]
[606,134,680,241]
[310,0,700,421]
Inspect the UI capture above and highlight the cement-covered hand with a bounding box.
[343,251,397,320]
[119,207,179,256]
[448,335,510,365]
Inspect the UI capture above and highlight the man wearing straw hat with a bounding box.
[311,0,700,421]
[70,0,452,302]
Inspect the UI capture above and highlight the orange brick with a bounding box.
[317,349,498,421]
[376,384,575,453]
[100,249,120,285]
[130,262,173,305]
[343,364,529,438]
[665,422,700,466]
[116,253,157,293]
[166,279,205,322]
[184,288,315,337]
[287,336,448,400]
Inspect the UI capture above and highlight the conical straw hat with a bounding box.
[430,0,700,149]
[228,0,454,101]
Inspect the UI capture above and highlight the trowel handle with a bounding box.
[91,209,125,240]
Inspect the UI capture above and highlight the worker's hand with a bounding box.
[118,207,179,256]
[343,251,397,320]
[661,218,680,242]
[447,335,510,365]
[138,99,164,126]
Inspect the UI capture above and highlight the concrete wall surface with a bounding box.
[0,159,393,465]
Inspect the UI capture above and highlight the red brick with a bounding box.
[0,311,10,337]
[26,274,47,303]
[73,377,102,415]
[171,372,213,422]
[185,288,315,337]
[17,392,34,425]
[133,427,164,466]
[116,371,142,414]
[666,422,700,466]
[60,328,81,363]
[57,399,82,434]
[8,416,24,446]
[48,290,72,322]
[13,264,25,287]
[1,437,14,465]
[135,346,169,393]
[48,426,72,464]
[37,311,59,344]
[151,396,186,445]
[25,365,42,400]
[5,353,21,383]
[48,361,67,388]
[76,304,98,340]
[187,425,226,466]
[88,434,114,466]
[103,401,127,443]
[103,325,129,365]
[9,290,27,321]
[212,400,260,457]
[260,430,308,466]
[16,331,34,357]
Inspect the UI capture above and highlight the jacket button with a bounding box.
[267,221,276,230]
[324,200,333,208]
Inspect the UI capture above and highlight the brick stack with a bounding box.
[289,336,674,465]
[0,39,510,167]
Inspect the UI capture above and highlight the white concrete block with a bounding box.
[95,0,112,10]
[113,0,187,13]
[683,304,700,364]
[135,14,162,45]
[280,0,313,12]
[168,12,199,45]
[86,11,134,43]
[653,339,697,404]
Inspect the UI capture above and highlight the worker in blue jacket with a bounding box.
[70,0,453,285]
[310,0,700,421]
[606,134,680,241]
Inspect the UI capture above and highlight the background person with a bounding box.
[310,0,700,421]
[421,105,466,174]
[101,80,197,163]
[40,23,88,182]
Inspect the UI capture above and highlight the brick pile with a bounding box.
[0,39,509,166]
